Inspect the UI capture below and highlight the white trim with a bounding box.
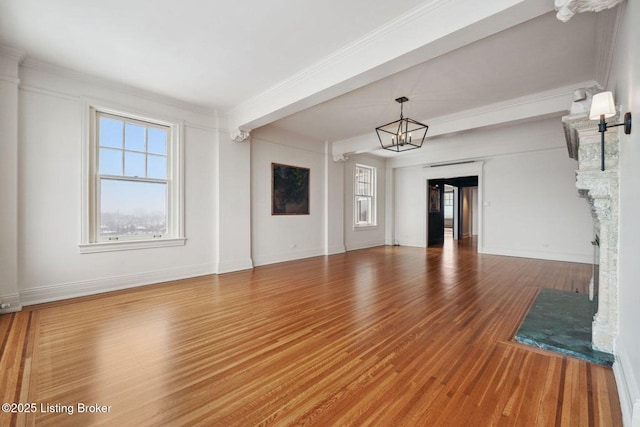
[333,81,597,161]
[0,44,26,62]
[346,241,385,251]
[0,293,23,314]
[19,263,217,306]
[395,239,427,248]
[80,98,185,251]
[614,340,640,427]
[0,45,25,81]
[79,237,186,254]
[426,80,597,135]
[325,245,346,256]
[480,247,592,264]
[418,161,484,252]
[21,57,216,117]
[353,225,378,231]
[594,3,624,89]
[354,164,377,227]
[0,75,20,85]
[19,84,81,102]
[228,0,553,132]
[253,248,325,267]
[217,258,254,274]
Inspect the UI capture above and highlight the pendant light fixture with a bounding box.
[376,97,428,152]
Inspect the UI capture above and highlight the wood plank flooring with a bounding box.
[0,239,622,426]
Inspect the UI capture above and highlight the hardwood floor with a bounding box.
[0,239,622,426]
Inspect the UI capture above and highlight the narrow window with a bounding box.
[354,164,376,227]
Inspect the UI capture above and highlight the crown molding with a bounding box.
[0,44,26,62]
[594,4,625,88]
[426,80,598,133]
[0,44,26,80]
[20,57,218,118]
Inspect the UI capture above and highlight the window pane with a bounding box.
[99,148,123,175]
[357,197,370,223]
[125,151,146,177]
[148,154,167,179]
[148,128,167,155]
[99,117,123,148]
[100,179,167,237]
[125,123,146,152]
[444,205,453,219]
[355,166,374,197]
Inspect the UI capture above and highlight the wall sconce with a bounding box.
[588,91,632,171]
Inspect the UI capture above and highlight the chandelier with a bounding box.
[375,97,428,152]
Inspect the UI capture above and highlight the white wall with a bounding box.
[393,165,428,247]
[15,61,219,305]
[482,148,592,262]
[344,154,386,250]
[325,143,345,255]
[216,130,253,273]
[609,1,640,425]
[461,187,472,239]
[392,117,593,263]
[250,126,332,266]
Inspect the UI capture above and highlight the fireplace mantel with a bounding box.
[562,111,620,353]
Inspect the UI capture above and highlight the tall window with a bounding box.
[354,164,376,227]
[81,106,184,253]
[444,190,454,220]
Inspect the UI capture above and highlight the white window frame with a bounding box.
[80,101,185,253]
[354,164,377,228]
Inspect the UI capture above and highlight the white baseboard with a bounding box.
[614,340,640,427]
[0,293,23,314]
[217,258,254,274]
[326,245,346,255]
[253,248,325,267]
[345,240,385,251]
[394,239,426,248]
[19,263,217,306]
[480,247,591,264]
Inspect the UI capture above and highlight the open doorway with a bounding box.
[428,176,478,247]
[444,185,455,241]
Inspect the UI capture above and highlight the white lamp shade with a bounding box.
[589,91,616,120]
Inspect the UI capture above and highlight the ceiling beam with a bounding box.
[226,0,555,135]
[332,81,598,162]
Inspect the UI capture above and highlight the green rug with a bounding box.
[515,288,614,366]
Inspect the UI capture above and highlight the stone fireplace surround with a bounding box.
[562,89,620,353]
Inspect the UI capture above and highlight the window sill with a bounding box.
[353,225,378,231]
[79,237,186,254]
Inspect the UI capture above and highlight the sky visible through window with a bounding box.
[98,115,168,237]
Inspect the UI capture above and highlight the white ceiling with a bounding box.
[0,0,617,150]
[270,10,600,143]
[0,0,426,110]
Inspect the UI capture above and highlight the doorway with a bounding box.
[427,176,478,247]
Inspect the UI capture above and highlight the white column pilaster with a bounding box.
[0,46,24,313]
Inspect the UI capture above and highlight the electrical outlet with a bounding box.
[1,303,10,309]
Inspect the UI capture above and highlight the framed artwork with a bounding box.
[272,163,310,215]
[429,186,440,213]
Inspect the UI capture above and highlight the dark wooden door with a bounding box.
[428,180,444,246]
